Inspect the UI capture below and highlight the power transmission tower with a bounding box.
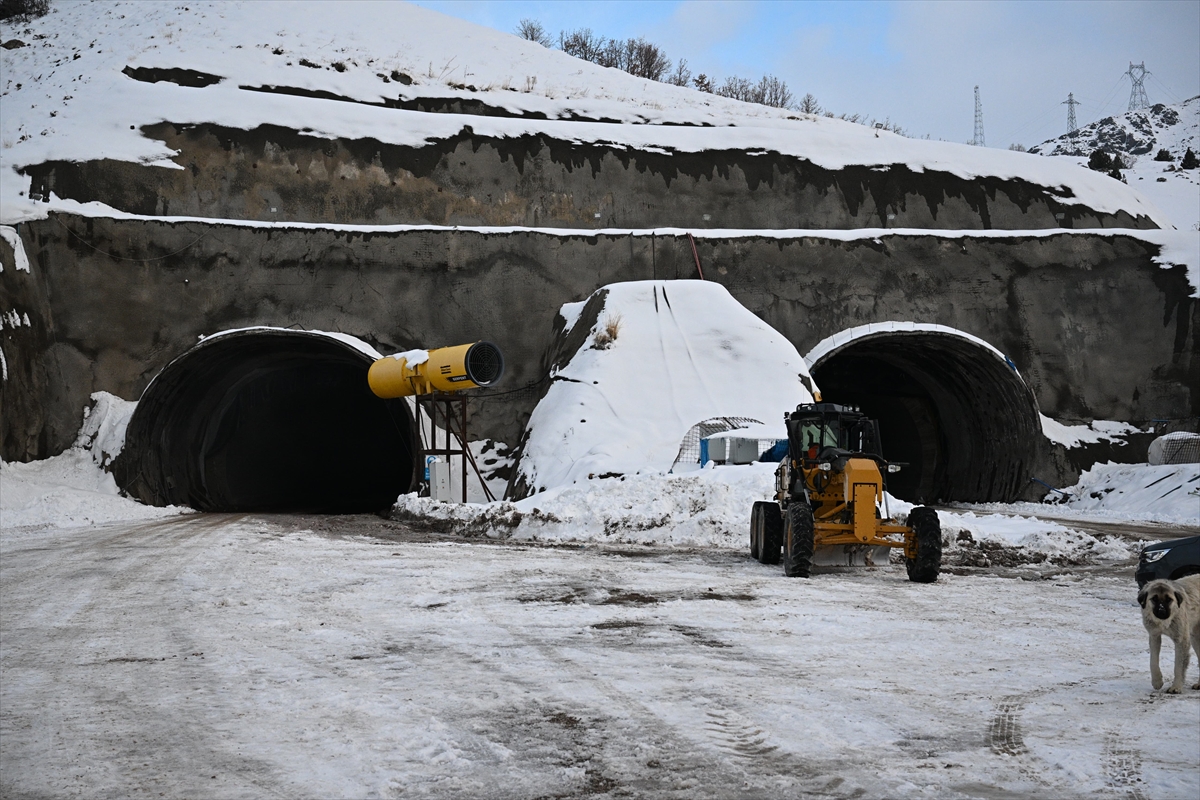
[1062,92,1081,132]
[972,85,985,147]
[1126,62,1150,111]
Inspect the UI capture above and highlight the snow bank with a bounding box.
[1044,462,1200,525]
[511,281,814,495]
[396,462,779,547]
[1039,414,1141,448]
[396,461,1139,566]
[1,392,189,529]
[962,462,1200,528]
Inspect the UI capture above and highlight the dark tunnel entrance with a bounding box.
[808,326,1042,503]
[113,329,414,512]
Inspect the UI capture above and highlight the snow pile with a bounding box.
[0,1,1172,227]
[1,392,189,529]
[1039,414,1141,449]
[396,462,779,547]
[1043,462,1200,525]
[961,462,1200,528]
[397,463,1137,566]
[511,281,814,495]
[940,511,1135,564]
[1032,96,1200,231]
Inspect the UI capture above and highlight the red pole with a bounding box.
[688,233,704,280]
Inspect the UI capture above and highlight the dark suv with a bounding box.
[1135,535,1200,587]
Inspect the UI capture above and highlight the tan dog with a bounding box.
[1137,574,1200,693]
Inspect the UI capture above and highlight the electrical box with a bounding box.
[429,459,454,502]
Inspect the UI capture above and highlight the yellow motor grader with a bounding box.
[749,403,941,582]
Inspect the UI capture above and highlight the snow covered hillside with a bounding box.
[1031,97,1200,230]
[0,0,1171,227]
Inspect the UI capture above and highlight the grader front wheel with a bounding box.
[905,506,942,583]
[783,503,815,578]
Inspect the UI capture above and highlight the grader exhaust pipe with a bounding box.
[368,341,505,398]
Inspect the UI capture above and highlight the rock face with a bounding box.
[2,218,1194,481]
[22,122,1159,231]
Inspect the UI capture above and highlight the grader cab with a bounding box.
[749,403,941,582]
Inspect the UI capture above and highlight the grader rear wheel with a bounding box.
[905,506,942,583]
[761,502,782,564]
[749,503,763,560]
[752,501,782,564]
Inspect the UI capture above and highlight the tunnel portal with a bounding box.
[808,325,1042,503]
[114,330,414,512]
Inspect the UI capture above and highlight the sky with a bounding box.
[412,0,1200,148]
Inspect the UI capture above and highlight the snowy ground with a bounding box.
[4,412,1200,797]
[2,512,1198,799]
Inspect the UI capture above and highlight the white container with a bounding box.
[728,437,761,464]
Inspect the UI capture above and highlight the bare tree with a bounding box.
[559,28,606,63]
[798,92,822,114]
[515,18,552,48]
[716,75,755,102]
[755,75,794,109]
[624,38,671,81]
[596,37,625,69]
[667,59,693,88]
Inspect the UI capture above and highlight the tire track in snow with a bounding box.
[1102,729,1149,800]
[988,695,1030,757]
[468,577,875,798]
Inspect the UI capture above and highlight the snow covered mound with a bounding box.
[1,392,189,529]
[1031,97,1199,231]
[1044,462,1200,525]
[0,1,1171,227]
[509,281,814,498]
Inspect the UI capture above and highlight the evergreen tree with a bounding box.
[1154,148,1174,162]
[1182,148,1199,170]
[1088,150,1113,171]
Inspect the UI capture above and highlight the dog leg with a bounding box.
[1193,635,1200,691]
[1149,633,1163,690]
[1167,636,1189,694]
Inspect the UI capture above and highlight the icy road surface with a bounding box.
[2,514,1197,800]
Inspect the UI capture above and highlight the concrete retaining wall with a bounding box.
[2,216,1193,465]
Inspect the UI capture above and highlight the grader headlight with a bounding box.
[368,341,505,398]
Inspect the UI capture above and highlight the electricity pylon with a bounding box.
[1063,92,1081,132]
[1126,63,1150,111]
[972,86,985,147]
